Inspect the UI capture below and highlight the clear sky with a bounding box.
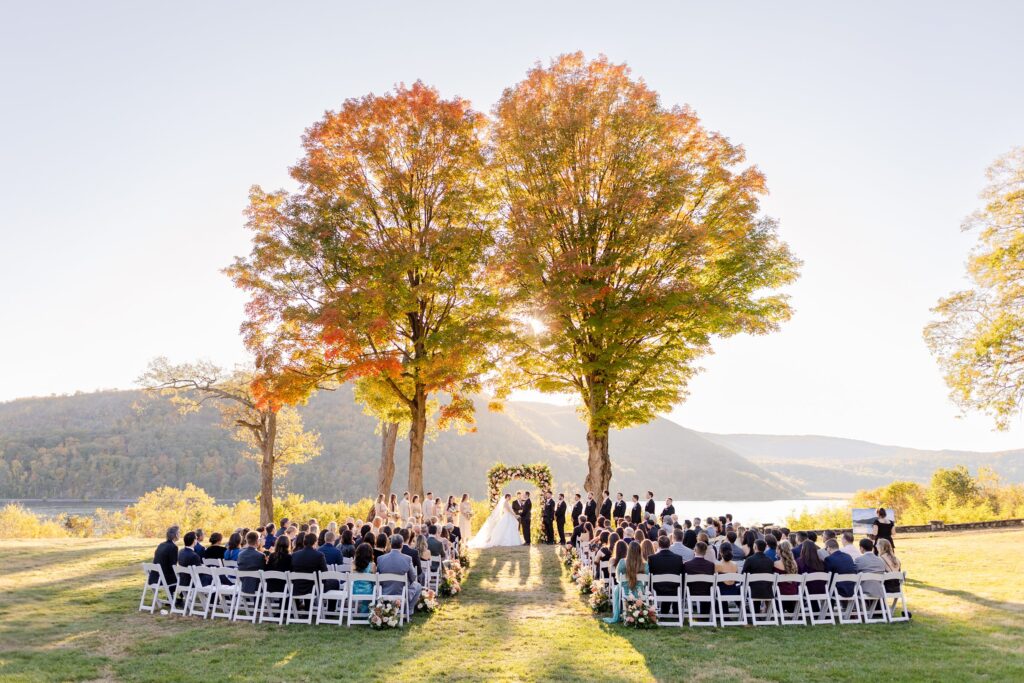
[2,1,1022,451]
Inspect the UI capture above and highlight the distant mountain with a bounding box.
[0,389,802,502]
[700,432,1024,493]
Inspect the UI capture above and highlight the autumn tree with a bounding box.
[352,376,407,498]
[227,82,507,498]
[138,357,322,525]
[492,54,800,493]
[925,147,1024,430]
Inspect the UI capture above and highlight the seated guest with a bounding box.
[704,517,717,539]
[223,532,242,563]
[263,523,277,550]
[203,532,226,561]
[604,542,649,623]
[398,528,422,577]
[378,534,421,609]
[276,518,289,541]
[236,531,266,595]
[840,531,861,558]
[876,538,902,594]
[319,521,337,547]
[853,538,887,599]
[152,526,180,590]
[320,531,343,567]
[682,524,697,550]
[669,529,695,562]
[764,533,778,561]
[696,533,717,562]
[374,532,389,562]
[683,541,715,613]
[823,539,857,598]
[773,540,800,611]
[193,529,206,558]
[714,542,740,598]
[426,525,445,558]
[265,535,291,593]
[610,540,629,570]
[290,532,327,599]
[741,539,775,605]
[797,540,828,596]
[337,529,356,558]
[741,530,757,558]
[447,522,462,547]
[640,538,656,561]
[350,542,376,613]
[648,535,684,613]
[177,531,203,585]
[725,531,745,561]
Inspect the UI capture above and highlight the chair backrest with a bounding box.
[803,572,831,593]
[377,572,408,587]
[142,562,163,585]
[776,573,804,585]
[716,572,745,586]
[203,559,222,567]
[685,574,715,586]
[173,565,194,585]
[288,571,319,595]
[745,572,776,586]
[261,570,289,593]
[319,570,345,591]
[650,573,682,588]
[881,571,905,591]
[832,573,861,591]
[193,565,216,586]
[223,559,238,568]
[234,570,262,594]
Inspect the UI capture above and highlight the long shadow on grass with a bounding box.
[908,578,1024,613]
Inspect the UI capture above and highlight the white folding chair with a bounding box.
[222,559,238,569]
[376,573,409,626]
[803,572,835,625]
[139,563,172,613]
[169,566,195,616]
[347,575,378,626]
[858,572,889,624]
[189,566,218,618]
[258,571,290,625]
[745,573,780,626]
[428,560,442,592]
[774,574,807,625]
[231,571,263,622]
[715,574,747,626]
[316,571,348,625]
[209,568,239,620]
[831,574,863,624]
[340,559,353,573]
[684,575,717,627]
[650,574,684,627]
[286,572,319,624]
[883,571,910,622]
[203,559,223,567]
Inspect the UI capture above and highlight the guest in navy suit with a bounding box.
[236,531,266,595]
[177,531,203,586]
[151,526,179,588]
[823,539,858,597]
[290,532,327,598]
[320,532,343,566]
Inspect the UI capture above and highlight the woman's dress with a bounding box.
[468,500,523,548]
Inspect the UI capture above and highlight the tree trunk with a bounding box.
[407,385,427,499]
[376,421,399,498]
[259,411,277,526]
[583,424,611,496]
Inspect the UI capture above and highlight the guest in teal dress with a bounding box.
[350,543,376,614]
[604,542,649,624]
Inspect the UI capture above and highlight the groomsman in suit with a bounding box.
[613,493,627,523]
[660,497,676,525]
[521,491,533,545]
[599,491,612,521]
[645,491,656,521]
[630,495,642,524]
[584,492,597,525]
[571,494,584,533]
[542,491,556,544]
[555,494,567,545]
[511,490,523,533]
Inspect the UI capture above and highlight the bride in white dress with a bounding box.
[468,494,523,548]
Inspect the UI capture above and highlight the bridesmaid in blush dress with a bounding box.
[459,494,474,535]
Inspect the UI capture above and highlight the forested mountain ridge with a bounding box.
[0,389,802,501]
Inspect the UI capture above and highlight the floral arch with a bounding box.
[486,462,554,505]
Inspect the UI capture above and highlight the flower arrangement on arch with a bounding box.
[369,599,403,629]
[416,589,439,613]
[622,595,658,629]
[485,462,554,504]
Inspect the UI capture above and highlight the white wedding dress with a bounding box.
[468,498,523,548]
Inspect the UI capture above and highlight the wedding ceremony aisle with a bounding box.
[1,532,1022,681]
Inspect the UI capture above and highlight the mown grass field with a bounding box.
[1,528,1022,682]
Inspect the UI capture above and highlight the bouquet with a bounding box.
[576,571,593,596]
[369,600,403,630]
[416,589,439,613]
[588,580,611,613]
[449,558,465,582]
[622,595,658,629]
[439,567,462,597]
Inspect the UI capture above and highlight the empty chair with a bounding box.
[715,573,747,626]
[683,575,717,627]
[286,572,319,624]
[802,572,835,625]
[649,574,683,627]
[883,571,910,623]
[169,566,195,616]
[745,573,780,626]
[139,563,172,613]
[774,573,807,625]
[316,571,348,625]
[231,570,263,623]
[858,572,889,624]
[831,574,863,624]
[376,572,409,626]
[189,566,219,618]
[258,571,290,625]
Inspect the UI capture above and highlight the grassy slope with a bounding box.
[0,529,1021,683]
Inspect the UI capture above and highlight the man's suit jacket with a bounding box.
[290,547,327,596]
[320,543,343,567]
[152,540,178,586]
[175,546,201,586]
[647,549,685,596]
[377,550,416,595]
[236,547,266,594]
[194,542,206,559]
[742,551,776,599]
[682,557,716,595]
[571,501,583,527]
[630,502,642,524]
[599,498,612,520]
[511,499,522,518]
[669,541,695,562]
[555,500,567,522]
[400,544,422,576]
[824,551,858,597]
[660,505,675,524]
[584,499,597,525]
[521,498,532,527]
[613,500,627,520]
[427,536,444,558]
[542,498,555,521]
[644,498,656,518]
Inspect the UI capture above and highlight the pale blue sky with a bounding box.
[2,2,1022,451]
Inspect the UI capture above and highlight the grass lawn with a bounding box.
[1,528,1022,682]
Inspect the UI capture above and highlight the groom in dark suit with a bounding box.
[511,491,522,532]
[542,491,556,544]
[555,494,567,545]
[521,492,533,545]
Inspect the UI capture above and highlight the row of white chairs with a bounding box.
[606,571,909,627]
[140,564,420,627]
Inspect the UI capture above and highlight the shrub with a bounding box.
[0,504,69,538]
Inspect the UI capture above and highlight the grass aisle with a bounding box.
[1,532,1022,682]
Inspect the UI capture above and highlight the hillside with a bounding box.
[0,389,802,501]
[701,432,1024,492]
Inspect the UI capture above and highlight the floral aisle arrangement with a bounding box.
[621,595,658,629]
[576,570,593,596]
[416,589,439,614]
[369,600,403,629]
[439,566,462,597]
[588,579,611,613]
